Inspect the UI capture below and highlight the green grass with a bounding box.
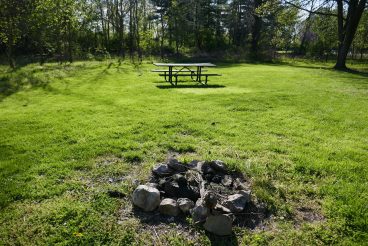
[0,59,367,245]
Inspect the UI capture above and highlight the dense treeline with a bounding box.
[0,0,367,68]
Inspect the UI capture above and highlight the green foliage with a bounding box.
[0,1,367,67]
[353,12,368,58]
[271,6,299,52]
[308,13,338,59]
[31,0,80,62]
[0,0,22,45]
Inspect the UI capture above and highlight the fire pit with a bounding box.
[132,158,253,236]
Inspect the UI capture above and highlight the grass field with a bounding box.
[0,60,367,245]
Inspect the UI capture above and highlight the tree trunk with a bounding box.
[251,15,262,58]
[194,2,201,50]
[134,0,141,61]
[160,11,164,58]
[334,0,367,69]
[6,44,15,69]
[298,0,315,55]
[174,17,179,55]
[5,15,15,68]
[118,0,125,58]
[68,21,73,63]
[99,3,107,49]
[251,0,262,59]
[129,0,134,58]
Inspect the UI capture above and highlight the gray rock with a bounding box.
[148,175,158,183]
[177,198,195,213]
[204,173,214,182]
[233,178,247,190]
[185,170,203,186]
[159,198,180,216]
[132,185,160,212]
[194,161,205,172]
[201,162,215,175]
[221,175,233,187]
[164,180,180,197]
[158,178,167,188]
[163,179,200,201]
[211,174,222,183]
[167,158,187,172]
[238,190,251,200]
[190,199,209,222]
[210,160,227,173]
[203,191,218,209]
[146,182,159,189]
[188,160,200,169]
[186,185,201,201]
[223,191,250,213]
[172,174,187,185]
[152,164,174,177]
[204,215,233,236]
[213,204,232,214]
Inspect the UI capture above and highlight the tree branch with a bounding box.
[283,0,341,18]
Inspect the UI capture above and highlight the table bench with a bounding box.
[152,63,221,86]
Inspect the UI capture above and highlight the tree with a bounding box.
[0,0,28,68]
[251,0,264,58]
[31,0,80,64]
[1,0,365,65]
[352,11,368,59]
[226,0,250,47]
[270,4,299,57]
[284,0,367,69]
[335,0,367,69]
[308,11,338,60]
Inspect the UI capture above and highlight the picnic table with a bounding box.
[152,63,221,86]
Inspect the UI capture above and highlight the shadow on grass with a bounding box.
[0,70,52,102]
[272,64,368,77]
[270,62,368,78]
[132,200,267,246]
[205,232,239,246]
[156,84,226,89]
[215,60,368,78]
[335,67,368,78]
[0,64,92,102]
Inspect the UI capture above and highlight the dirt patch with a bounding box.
[295,205,325,225]
[95,155,124,168]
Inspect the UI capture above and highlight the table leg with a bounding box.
[169,66,173,85]
[198,66,202,83]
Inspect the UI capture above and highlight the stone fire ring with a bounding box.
[132,158,252,236]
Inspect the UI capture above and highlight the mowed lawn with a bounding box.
[0,60,367,245]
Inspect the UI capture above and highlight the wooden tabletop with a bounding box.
[153,63,216,67]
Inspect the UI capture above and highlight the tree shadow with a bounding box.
[156,84,226,89]
[0,64,97,102]
[211,60,368,77]
[335,67,368,78]
[205,232,239,246]
[262,61,368,77]
[0,70,52,102]
[280,64,368,79]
